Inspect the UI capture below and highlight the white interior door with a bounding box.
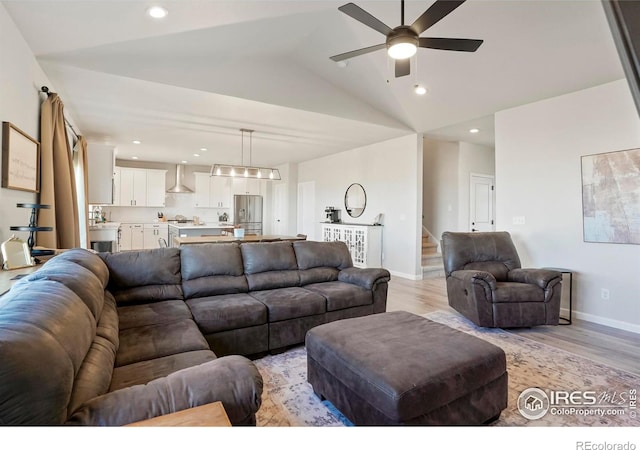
[470,174,495,232]
[297,181,315,240]
[273,183,287,235]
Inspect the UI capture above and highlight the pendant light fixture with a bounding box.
[210,129,281,180]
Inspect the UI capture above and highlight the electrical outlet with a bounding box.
[601,288,610,300]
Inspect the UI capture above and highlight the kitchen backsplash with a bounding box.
[94,193,232,224]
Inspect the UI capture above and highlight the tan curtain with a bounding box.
[73,136,90,248]
[38,93,80,249]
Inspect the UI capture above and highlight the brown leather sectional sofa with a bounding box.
[0,240,390,426]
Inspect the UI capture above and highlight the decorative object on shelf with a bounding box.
[344,183,366,218]
[2,122,40,193]
[210,129,281,181]
[581,147,640,244]
[1,235,34,270]
[324,206,341,223]
[10,203,54,260]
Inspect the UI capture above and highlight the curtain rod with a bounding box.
[40,86,79,142]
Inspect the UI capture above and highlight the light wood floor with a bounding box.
[386,276,640,376]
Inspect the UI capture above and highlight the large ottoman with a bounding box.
[306,311,508,425]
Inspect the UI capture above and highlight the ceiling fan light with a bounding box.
[388,42,417,59]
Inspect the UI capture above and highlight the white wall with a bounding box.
[422,138,495,240]
[422,139,459,240]
[495,79,640,333]
[298,134,423,279]
[0,5,53,261]
[457,142,495,230]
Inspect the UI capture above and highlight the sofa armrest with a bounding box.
[66,355,262,426]
[449,269,497,290]
[338,267,391,290]
[508,268,562,289]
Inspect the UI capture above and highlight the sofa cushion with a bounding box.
[50,248,110,288]
[109,350,216,392]
[100,248,183,304]
[116,319,209,367]
[249,287,326,321]
[24,258,105,320]
[293,241,353,270]
[299,267,340,286]
[493,282,545,303]
[241,241,298,274]
[304,281,373,311]
[0,280,96,425]
[181,243,248,298]
[186,294,267,334]
[118,300,193,330]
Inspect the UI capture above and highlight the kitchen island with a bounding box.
[168,222,234,247]
[173,235,306,246]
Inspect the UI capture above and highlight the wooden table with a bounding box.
[174,235,307,246]
[125,402,231,427]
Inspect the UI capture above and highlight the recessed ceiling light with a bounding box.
[132,140,141,144]
[181,160,187,164]
[336,60,348,68]
[147,6,168,19]
[132,156,139,160]
[193,153,200,157]
[414,84,427,95]
[200,147,208,152]
[469,128,480,134]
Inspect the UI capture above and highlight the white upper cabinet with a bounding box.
[194,173,232,208]
[87,143,115,205]
[145,169,167,207]
[232,177,264,196]
[114,167,166,207]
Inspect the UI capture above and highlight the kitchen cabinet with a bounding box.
[87,144,115,204]
[145,170,167,207]
[232,178,264,196]
[194,173,231,208]
[143,223,169,249]
[119,223,144,251]
[115,167,167,207]
[321,223,383,268]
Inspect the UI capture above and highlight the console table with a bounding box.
[125,401,231,427]
[321,223,382,268]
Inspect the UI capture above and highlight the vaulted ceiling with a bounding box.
[3,0,624,167]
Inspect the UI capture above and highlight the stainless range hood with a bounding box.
[167,164,193,193]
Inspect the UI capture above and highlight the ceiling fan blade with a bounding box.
[410,0,466,35]
[395,58,410,77]
[330,43,386,62]
[338,3,393,36]
[419,37,483,52]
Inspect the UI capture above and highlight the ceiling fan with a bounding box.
[330,0,483,78]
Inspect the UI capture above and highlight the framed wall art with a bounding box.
[581,148,640,244]
[2,122,40,193]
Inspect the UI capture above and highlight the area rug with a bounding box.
[254,310,639,427]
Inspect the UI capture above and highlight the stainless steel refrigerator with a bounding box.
[233,195,263,235]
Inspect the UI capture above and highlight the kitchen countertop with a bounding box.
[167,222,234,230]
[89,222,121,230]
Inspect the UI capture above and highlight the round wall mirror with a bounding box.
[345,183,367,218]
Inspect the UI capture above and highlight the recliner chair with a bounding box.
[441,231,562,328]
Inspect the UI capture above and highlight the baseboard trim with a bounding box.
[388,270,423,281]
[565,308,640,334]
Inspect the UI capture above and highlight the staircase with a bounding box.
[421,234,445,278]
